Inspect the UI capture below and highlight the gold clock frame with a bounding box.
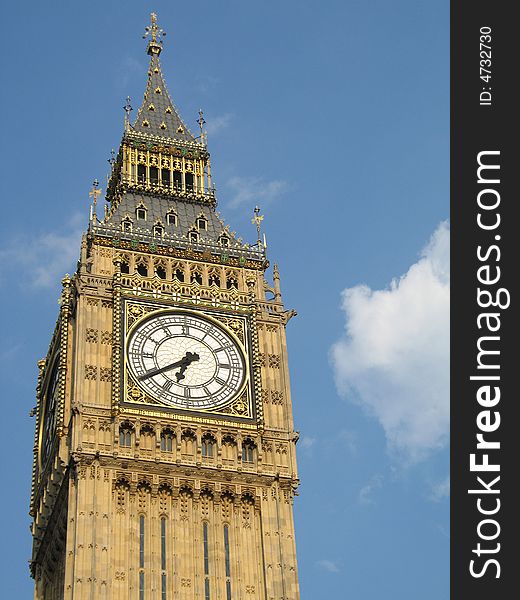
[119,298,257,422]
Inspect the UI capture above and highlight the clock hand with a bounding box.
[175,352,200,382]
[138,356,189,381]
[138,352,200,382]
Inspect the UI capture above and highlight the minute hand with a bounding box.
[138,357,188,381]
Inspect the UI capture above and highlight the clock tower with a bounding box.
[30,14,301,600]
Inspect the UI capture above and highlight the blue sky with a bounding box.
[0,1,448,597]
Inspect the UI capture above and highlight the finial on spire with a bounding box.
[251,206,264,247]
[143,12,166,55]
[108,149,115,168]
[89,179,102,223]
[123,96,132,128]
[197,109,206,143]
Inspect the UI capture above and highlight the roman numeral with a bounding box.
[162,380,173,391]
[218,363,231,369]
[184,387,191,398]
[215,377,227,386]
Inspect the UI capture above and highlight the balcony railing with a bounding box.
[90,221,266,263]
[120,174,216,204]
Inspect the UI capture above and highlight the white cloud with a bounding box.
[0,213,84,289]
[331,221,450,463]
[429,476,450,502]
[358,474,384,505]
[317,559,340,573]
[205,113,233,136]
[225,176,289,209]
[300,436,316,450]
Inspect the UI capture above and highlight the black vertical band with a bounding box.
[451,3,519,597]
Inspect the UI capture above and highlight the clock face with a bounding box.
[127,311,246,409]
[42,357,59,463]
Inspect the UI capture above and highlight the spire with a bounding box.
[143,12,166,56]
[89,179,101,223]
[251,206,264,247]
[132,13,194,142]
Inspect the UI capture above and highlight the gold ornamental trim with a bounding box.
[93,236,267,271]
[121,299,256,421]
[120,406,258,429]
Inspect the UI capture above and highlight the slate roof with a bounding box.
[91,18,265,265]
[131,50,195,143]
[105,192,233,243]
[92,189,264,263]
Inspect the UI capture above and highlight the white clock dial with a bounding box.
[42,356,59,463]
[127,311,245,409]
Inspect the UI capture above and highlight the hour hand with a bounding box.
[175,352,200,382]
[138,352,199,382]
[138,357,185,381]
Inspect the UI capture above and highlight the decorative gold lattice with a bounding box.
[100,331,113,345]
[126,303,160,330]
[268,354,280,369]
[211,315,245,343]
[271,391,284,405]
[220,390,250,417]
[100,367,112,382]
[86,328,98,343]
[85,365,97,380]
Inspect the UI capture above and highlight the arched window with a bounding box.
[173,171,182,189]
[181,430,196,455]
[122,218,132,233]
[140,424,155,451]
[138,164,146,183]
[191,269,203,285]
[119,424,132,447]
[150,166,159,185]
[137,262,148,277]
[161,168,170,187]
[221,435,237,462]
[226,276,238,290]
[185,172,194,191]
[160,517,167,600]
[197,217,208,231]
[160,429,174,452]
[173,267,185,282]
[224,525,232,600]
[203,522,210,600]
[121,260,130,274]
[218,234,229,247]
[242,440,255,463]
[153,224,164,237]
[166,211,178,226]
[201,435,215,458]
[139,515,145,600]
[155,265,166,279]
[136,206,147,220]
[189,231,199,244]
[208,271,220,287]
